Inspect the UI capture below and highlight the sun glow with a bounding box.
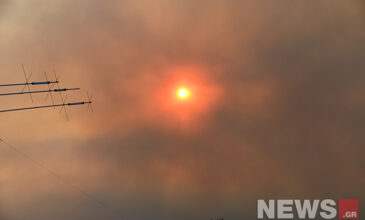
[177,88,189,99]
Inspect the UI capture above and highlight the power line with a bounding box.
[0,138,128,220]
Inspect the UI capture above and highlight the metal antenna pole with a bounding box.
[0,88,80,96]
[0,81,59,87]
[0,101,92,113]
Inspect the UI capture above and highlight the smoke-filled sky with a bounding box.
[0,1,364,219]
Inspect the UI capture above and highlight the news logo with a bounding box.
[339,199,358,219]
[257,199,359,219]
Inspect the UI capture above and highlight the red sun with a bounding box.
[177,88,189,99]
[152,66,222,130]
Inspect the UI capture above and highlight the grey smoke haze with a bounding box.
[0,0,364,219]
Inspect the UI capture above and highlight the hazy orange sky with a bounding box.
[0,1,364,219]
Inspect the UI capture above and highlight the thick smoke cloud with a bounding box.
[0,1,364,219]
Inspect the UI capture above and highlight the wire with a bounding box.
[0,138,128,220]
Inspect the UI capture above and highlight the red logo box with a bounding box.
[339,199,359,219]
